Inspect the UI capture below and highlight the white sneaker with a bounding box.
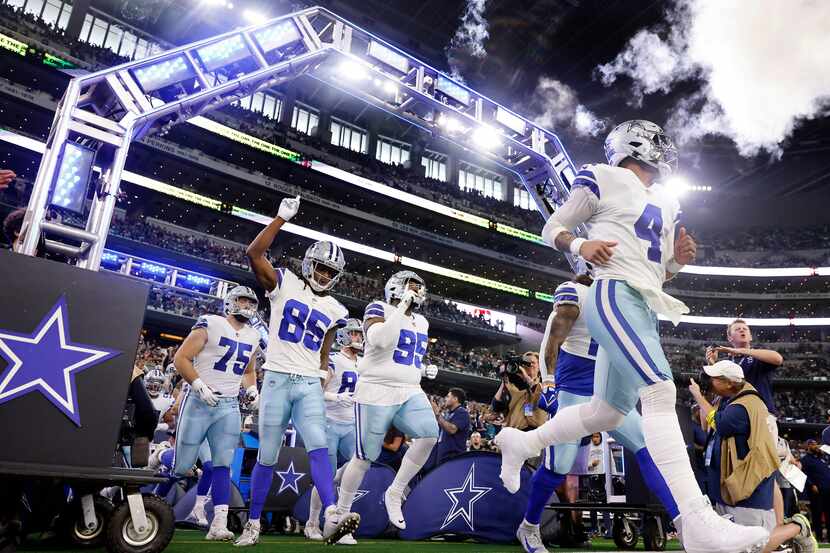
[304,521,323,541]
[206,523,234,542]
[384,488,406,530]
[337,533,357,545]
[233,520,260,547]
[322,505,361,545]
[516,520,549,553]
[494,427,535,493]
[185,505,209,528]
[682,497,770,553]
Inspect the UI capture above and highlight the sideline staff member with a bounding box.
[491,352,547,430]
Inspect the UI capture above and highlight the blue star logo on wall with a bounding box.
[275,461,306,495]
[338,486,369,504]
[0,296,120,427]
[440,463,492,531]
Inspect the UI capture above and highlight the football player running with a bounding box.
[496,120,770,553]
[169,286,262,541]
[238,195,359,546]
[305,318,363,544]
[516,274,678,553]
[331,271,439,536]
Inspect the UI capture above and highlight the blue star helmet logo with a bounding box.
[440,463,492,531]
[0,296,120,426]
[275,460,306,495]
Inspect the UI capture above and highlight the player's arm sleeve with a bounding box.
[542,184,599,251]
[364,302,404,349]
[266,268,288,300]
[192,315,210,331]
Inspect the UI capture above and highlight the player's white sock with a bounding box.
[192,494,208,514]
[212,504,228,528]
[639,381,704,516]
[334,464,346,484]
[526,398,624,452]
[336,457,370,512]
[309,486,322,526]
[388,437,437,497]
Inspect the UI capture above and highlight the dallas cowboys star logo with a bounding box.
[275,461,306,495]
[0,296,120,427]
[338,486,369,504]
[440,463,492,531]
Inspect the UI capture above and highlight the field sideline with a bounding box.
[17,530,830,553]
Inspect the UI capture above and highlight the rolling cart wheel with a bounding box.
[105,495,174,553]
[643,516,667,551]
[612,514,639,550]
[60,495,114,548]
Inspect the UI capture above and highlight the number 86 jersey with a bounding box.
[355,300,429,405]
[264,268,349,378]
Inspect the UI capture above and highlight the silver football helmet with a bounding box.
[604,120,678,178]
[145,369,165,398]
[224,285,259,320]
[336,318,364,351]
[384,270,426,308]
[302,240,345,292]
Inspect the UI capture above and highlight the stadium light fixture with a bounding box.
[383,81,398,94]
[132,55,196,92]
[664,176,690,197]
[252,20,301,53]
[437,114,466,134]
[495,106,526,134]
[243,9,264,23]
[338,60,369,81]
[435,76,471,106]
[472,125,501,149]
[195,34,250,72]
[367,41,410,73]
[50,143,95,213]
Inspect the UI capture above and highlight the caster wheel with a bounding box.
[105,495,174,553]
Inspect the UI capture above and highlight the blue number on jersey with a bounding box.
[337,370,358,394]
[393,329,429,368]
[588,337,599,357]
[277,299,332,352]
[634,203,664,263]
[213,337,253,375]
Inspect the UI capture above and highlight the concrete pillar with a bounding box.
[65,0,92,42]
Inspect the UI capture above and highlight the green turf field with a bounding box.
[18,530,830,552]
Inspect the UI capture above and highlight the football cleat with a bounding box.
[323,506,361,545]
[304,521,323,541]
[384,488,406,530]
[233,520,260,547]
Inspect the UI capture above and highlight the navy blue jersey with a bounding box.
[735,355,778,415]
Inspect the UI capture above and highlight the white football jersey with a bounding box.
[324,351,360,423]
[564,164,681,290]
[356,300,430,392]
[151,394,174,418]
[191,314,261,396]
[553,281,597,360]
[264,269,349,378]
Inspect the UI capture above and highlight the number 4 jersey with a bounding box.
[192,314,261,396]
[264,268,349,378]
[355,300,429,406]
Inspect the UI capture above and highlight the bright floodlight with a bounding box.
[132,55,195,92]
[252,20,301,53]
[51,143,95,213]
[196,35,250,71]
[243,9,264,23]
[383,80,398,94]
[339,60,368,80]
[437,114,465,134]
[472,126,501,149]
[664,176,690,197]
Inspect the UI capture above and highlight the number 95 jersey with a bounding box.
[356,300,429,404]
[264,268,349,378]
[192,314,261,397]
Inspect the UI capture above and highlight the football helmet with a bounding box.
[604,120,677,178]
[384,270,426,308]
[224,285,259,320]
[336,318,364,351]
[145,369,165,398]
[302,240,346,292]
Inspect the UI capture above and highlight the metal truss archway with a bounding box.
[20,6,583,271]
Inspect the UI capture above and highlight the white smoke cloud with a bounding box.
[596,0,830,156]
[446,0,489,80]
[524,77,607,138]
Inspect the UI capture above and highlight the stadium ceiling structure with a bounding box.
[20,6,583,271]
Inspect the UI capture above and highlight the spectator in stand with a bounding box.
[800,439,830,542]
[432,387,471,465]
[468,432,488,452]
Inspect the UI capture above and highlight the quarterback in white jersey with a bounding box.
[333,271,439,534]
[496,120,769,553]
[240,195,359,547]
[306,319,364,543]
[171,286,261,542]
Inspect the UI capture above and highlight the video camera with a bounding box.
[499,351,532,388]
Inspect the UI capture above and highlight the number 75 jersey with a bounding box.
[192,314,261,397]
[573,163,681,290]
[357,300,429,390]
[264,268,349,378]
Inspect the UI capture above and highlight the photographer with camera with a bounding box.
[491,352,547,431]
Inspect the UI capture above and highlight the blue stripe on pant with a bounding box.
[585,279,672,414]
[173,393,240,474]
[257,371,327,466]
[354,392,438,462]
